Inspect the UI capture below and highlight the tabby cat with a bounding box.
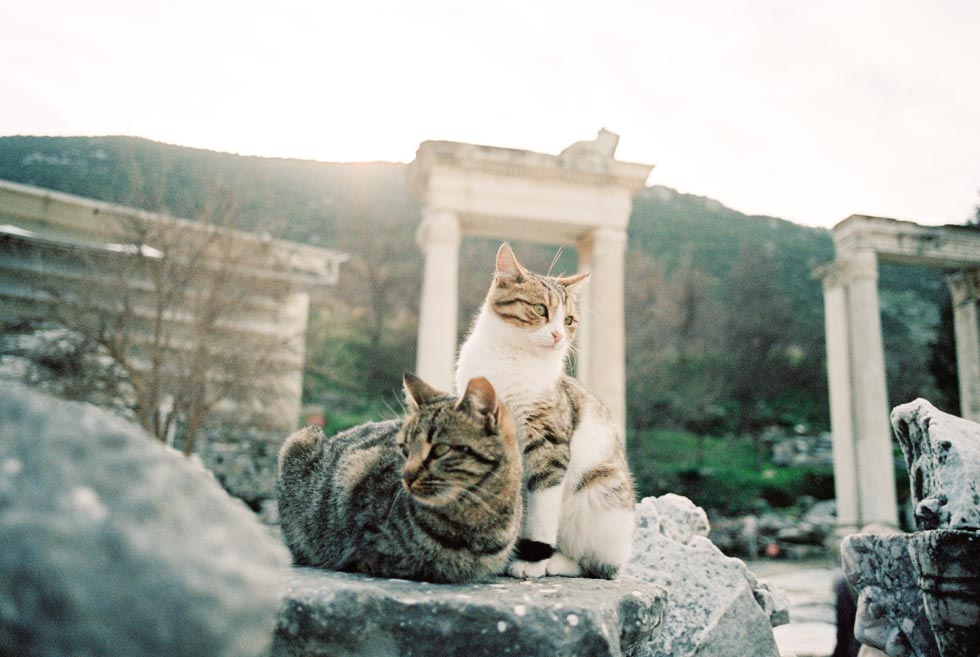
[276,374,522,583]
[455,243,636,579]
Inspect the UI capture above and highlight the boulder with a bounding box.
[0,386,290,657]
[841,533,939,657]
[843,400,980,657]
[890,399,980,531]
[626,495,787,657]
[273,569,667,657]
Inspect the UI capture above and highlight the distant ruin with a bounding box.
[814,216,980,531]
[407,131,654,430]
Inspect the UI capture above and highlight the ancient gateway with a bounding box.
[407,131,654,430]
[815,216,980,531]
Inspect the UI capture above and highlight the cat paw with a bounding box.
[545,552,582,577]
[508,559,548,579]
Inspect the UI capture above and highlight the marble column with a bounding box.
[415,208,461,392]
[844,251,898,528]
[819,264,861,534]
[574,239,593,386]
[947,269,980,423]
[585,227,627,434]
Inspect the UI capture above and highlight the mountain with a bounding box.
[0,135,953,430]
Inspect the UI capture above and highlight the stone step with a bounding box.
[273,569,668,657]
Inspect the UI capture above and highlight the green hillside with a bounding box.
[0,135,955,435]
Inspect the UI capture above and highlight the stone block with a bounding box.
[626,495,785,657]
[273,569,667,657]
[890,399,980,531]
[841,533,939,657]
[0,386,290,657]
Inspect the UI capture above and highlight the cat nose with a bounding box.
[550,329,562,344]
[402,467,420,486]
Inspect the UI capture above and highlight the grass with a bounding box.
[627,428,836,515]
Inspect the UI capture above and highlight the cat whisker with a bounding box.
[547,246,564,277]
[426,475,496,516]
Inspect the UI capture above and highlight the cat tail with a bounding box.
[277,425,325,482]
[277,425,326,565]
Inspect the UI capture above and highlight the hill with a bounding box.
[0,135,953,433]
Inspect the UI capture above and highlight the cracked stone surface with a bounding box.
[273,569,667,657]
[841,533,939,657]
[890,398,980,532]
[625,495,785,657]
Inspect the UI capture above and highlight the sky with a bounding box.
[2,0,979,229]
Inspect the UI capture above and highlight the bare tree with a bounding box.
[9,170,299,455]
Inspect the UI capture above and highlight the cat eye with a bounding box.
[430,443,451,458]
[564,316,574,326]
[532,303,548,318]
[398,444,408,457]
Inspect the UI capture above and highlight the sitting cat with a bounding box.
[276,374,522,583]
[455,243,635,579]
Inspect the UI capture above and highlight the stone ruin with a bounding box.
[842,399,980,657]
[1,386,791,657]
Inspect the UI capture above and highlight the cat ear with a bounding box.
[495,243,525,283]
[403,372,445,411]
[455,377,497,419]
[557,271,590,294]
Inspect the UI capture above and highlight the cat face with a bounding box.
[397,374,516,508]
[487,243,588,352]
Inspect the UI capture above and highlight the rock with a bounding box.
[0,386,290,657]
[625,495,785,657]
[845,399,980,657]
[636,493,710,544]
[273,569,667,657]
[197,422,283,505]
[890,399,980,531]
[841,533,939,657]
[906,530,980,657]
[801,499,837,529]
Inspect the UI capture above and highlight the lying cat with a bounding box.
[456,244,636,579]
[277,374,522,583]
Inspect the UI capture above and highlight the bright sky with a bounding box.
[2,0,979,228]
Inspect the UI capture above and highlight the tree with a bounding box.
[303,187,421,404]
[5,164,298,455]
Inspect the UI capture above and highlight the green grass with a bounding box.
[627,428,835,515]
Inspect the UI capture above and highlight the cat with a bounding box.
[276,374,522,584]
[455,243,636,579]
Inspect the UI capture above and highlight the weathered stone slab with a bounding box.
[890,398,980,531]
[0,386,290,657]
[841,533,939,657]
[273,569,667,657]
[907,530,980,657]
[625,495,786,657]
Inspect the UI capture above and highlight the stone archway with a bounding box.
[407,131,654,430]
[814,215,980,532]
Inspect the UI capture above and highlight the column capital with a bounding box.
[946,268,980,306]
[416,208,461,250]
[587,227,628,253]
[814,252,879,289]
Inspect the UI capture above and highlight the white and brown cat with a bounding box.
[455,243,635,579]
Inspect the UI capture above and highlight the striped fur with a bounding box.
[456,244,636,579]
[277,376,522,583]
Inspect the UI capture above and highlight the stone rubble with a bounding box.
[1,385,792,657]
[626,494,788,657]
[843,399,980,657]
